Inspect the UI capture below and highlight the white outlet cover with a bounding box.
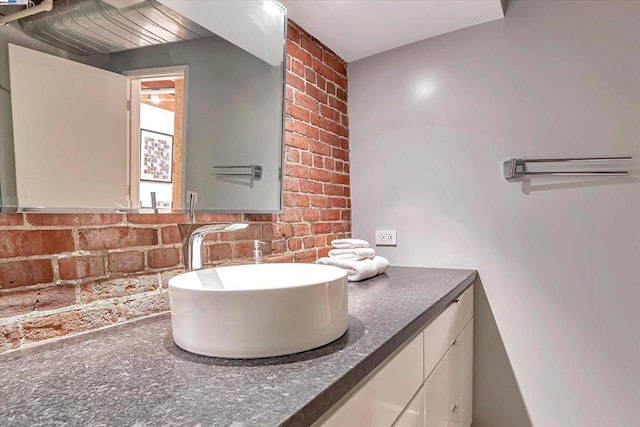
[375,230,397,246]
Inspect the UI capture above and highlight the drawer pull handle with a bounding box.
[452,404,460,414]
[453,299,460,303]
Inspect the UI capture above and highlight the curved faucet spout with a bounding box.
[186,223,248,271]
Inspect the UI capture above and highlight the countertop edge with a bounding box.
[283,269,478,426]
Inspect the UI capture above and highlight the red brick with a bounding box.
[333,197,348,208]
[305,67,317,84]
[287,238,303,251]
[261,224,274,239]
[303,209,320,222]
[323,50,347,76]
[78,227,158,251]
[271,239,287,253]
[0,259,54,289]
[285,133,310,150]
[325,158,336,171]
[308,140,332,156]
[294,250,317,263]
[342,210,352,221]
[312,57,334,81]
[316,235,328,247]
[336,87,347,102]
[208,243,232,261]
[290,58,305,77]
[126,214,187,224]
[301,35,323,59]
[287,73,305,91]
[233,241,254,258]
[310,195,333,208]
[194,213,243,223]
[284,164,309,179]
[316,75,327,91]
[122,293,170,320]
[0,285,76,317]
[148,248,181,269]
[219,224,262,242]
[285,147,301,163]
[264,253,294,263]
[311,223,332,234]
[310,168,332,182]
[301,151,313,166]
[161,226,182,244]
[22,305,120,343]
[321,210,341,221]
[329,96,348,113]
[306,82,328,104]
[319,129,340,147]
[341,113,349,127]
[293,223,310,236]
[326,81,336,96]
[286,86,294,101]
[324,184,345,196]
[0,214,23,226]
[313,155,324,168]
[108,252,145,273]
[285,117,294,132]
[283,193,310,207]
[59,256,105,280]
[0,230,74,258]
[340,137,350,150]
[287,40,312,64]
[80,275,158,303]
[294,121,320,139]
[320,105,342,123]
[332,173,350,185]
[279,208,302,222]
[294,92,319,113]
[243,214,277,222]
[26,214,122,227]
[332,147,350,161]
[272,223,294,238]
[0,324,20,352]
[318,247,331,258]
[283,176,300,192]
[286,103,310,121]
[287,23,301,43]
[303,236,316,249]
[333,73,347,90]
[300,180,323,194]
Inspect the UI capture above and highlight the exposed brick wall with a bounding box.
[0,21,350,354]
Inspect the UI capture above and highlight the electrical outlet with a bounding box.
[375,230,397,246]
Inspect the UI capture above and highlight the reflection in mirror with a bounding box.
[0,0,286,213]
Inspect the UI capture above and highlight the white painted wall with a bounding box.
[349,1,640,426]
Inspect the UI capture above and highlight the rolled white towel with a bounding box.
[328,248,376,261]
[316,256,390,282]
[331,238,370,249]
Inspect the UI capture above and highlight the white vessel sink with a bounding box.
[168,263,348,358]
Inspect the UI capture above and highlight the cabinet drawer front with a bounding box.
[424,285,473,380]
[424,319,473,427]
[316,332,424,427]
[446,376,473,427]
[392,384,425,427]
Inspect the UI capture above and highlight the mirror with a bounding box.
[0,0,286,213]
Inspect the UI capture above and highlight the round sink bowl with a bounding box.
[168,263,348,358]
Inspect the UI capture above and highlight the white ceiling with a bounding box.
[279,0,505,63]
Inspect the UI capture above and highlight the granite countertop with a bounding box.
[0,266,476,427]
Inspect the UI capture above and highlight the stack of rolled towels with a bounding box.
[316,238,389,282]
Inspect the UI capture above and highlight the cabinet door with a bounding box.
[424,286,473,380]
[393,385,425,427]
[316,332,424,427]
[424,320,473,427]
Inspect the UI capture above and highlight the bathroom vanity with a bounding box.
[0,267,476,426]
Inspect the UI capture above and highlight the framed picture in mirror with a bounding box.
[140,129,173,183]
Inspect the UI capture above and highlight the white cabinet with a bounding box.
[315,285,474,427]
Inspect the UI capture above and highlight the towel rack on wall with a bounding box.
[213,165,263,180]
[503,157,631,181]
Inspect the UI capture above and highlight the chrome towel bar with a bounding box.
[213,165,263,180]
[503,157,631,181]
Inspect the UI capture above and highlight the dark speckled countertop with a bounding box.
[0,267,476,427]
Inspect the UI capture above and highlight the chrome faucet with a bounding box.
[185,223,248,271]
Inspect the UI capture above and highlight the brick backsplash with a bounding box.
[0,21,351,353]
